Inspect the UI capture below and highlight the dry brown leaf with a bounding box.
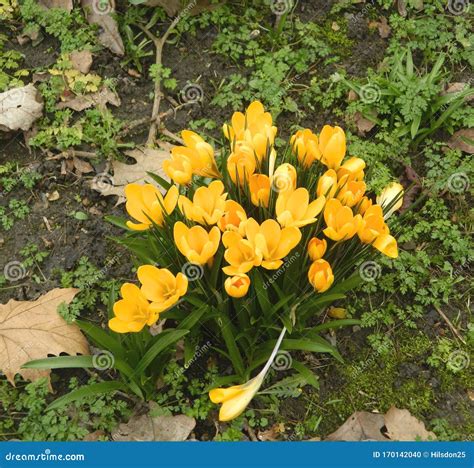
[384,407,436,441]
[448,129,474,154]
[57,86,120,112]
[73,157,94,174]
[0,85,44,132]
[0,288,89,386]
[354,111,377,136]
[81,0,124,56]
[257,423,285,441]
[443,83,474,102]
[112,413,196,441]
[91,145,170,203]
[70,50,93,74]
[376,16,391,38]
[145,0,222,16]
[38,0,73,10]
[397,0,407,16]
[325,412,387,441]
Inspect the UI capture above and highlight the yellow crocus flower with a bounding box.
[222,231,262,276]
[249,173,271,207]
[337,157,366,182]
[290,128,321,168]
[308,259,334,292]
[307,237,327,261]
[109,283,157,333]
[323,198,363,241]
[316,169,338,198]
[244,218,301,269]
[376,182,404,219]
[373,233,398,259]
[227,141,256,185]
[358,205,389,244]
[224,273,251,298]
[217,200,247,234]
[337,180,366,207]
[276,188,326,228]
[180,130,220,178]
[179,180,227,225]
[319,125,346,169]
[163,152,193,185]
[137,265,188,314]
[209,327,287,421]
[174,222,221,265]
[125,184,179,231]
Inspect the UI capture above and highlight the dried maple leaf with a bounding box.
[91,144,171,204]
[0,288,89,387]
[0,84,44,132]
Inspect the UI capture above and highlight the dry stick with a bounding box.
[139,18,181,147]
[434,305,466,344]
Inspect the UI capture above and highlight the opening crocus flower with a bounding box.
[179,180,227,225]
[317,169,338,198]
[249,173,271,207]
[276,188,326,228]
[376,182,404,219]
[290,128,321,168]
[224,273,251,298]
[323,198,363,241]
[174,222,221,265]
[272,163,297,193]
[137,265,188,314]
[163,151,193,185]
[109,283,157,333]
[222,231,262,276]
[125,184,179,231]
[181,130,220,178]
[358,205,389,244]
[217,200,247,234]
[373,233,398,258]
[356,195,373,215]
[227,141,256,185]
[244,218,301,269]
[308,259,334,292]
[319,125,346,169]
[223,101,277,162]
[209,327,287,421]
[308,237,327,261]
[336,180,366,207]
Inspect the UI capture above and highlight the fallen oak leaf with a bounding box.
[384,406,436,441]
[57,85,120,112]
[0,288,89,387]
[38,0,73,10]
[81,0,124,56]
[112,411,196,441]
[0,84,44,132]
[448,129,474,154]
[91,144,170,204]
[325,411,387,441]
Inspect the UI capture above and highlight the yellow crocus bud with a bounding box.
[308,259,334,292]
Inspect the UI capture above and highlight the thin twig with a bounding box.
[160,127,184,145]
[139,18,181,147]
[434,305,466,344]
